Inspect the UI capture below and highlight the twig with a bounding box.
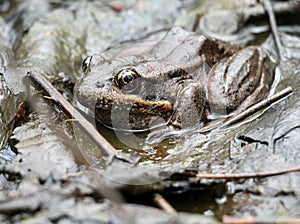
[223,215,300,224]
[7,102,27,127]
[262,0,285,60]
[24,71,118,163]
[1,102,27,149]
[223,87,293,127]
[243,1,300,20]
[195,165,300,180]
[153,193,177,213]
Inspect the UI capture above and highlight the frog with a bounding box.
[74,27,275,132]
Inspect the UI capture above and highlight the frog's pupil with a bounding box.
[123,74,133,83]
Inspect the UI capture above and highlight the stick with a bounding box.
[195,165,300,180]
[223,87,293,127]
[243,1,300,20]
[25,71,118,163]
[153,193,177,213]
[262,0,285,60]
[223,215,300,224]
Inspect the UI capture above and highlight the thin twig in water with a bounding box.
[195,165,300,180]
[223,215,300,224]
[262,0,285,60]
[223,86,293,127]
[24,71,119,163]
[153,193,177,213]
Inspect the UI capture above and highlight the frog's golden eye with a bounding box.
[113,68,140,89]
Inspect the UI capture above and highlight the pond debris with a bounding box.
[110,3,125,12]
[193,164,300,180]
[198,0,300,43]
[262,0,285,60]
[223,215,300,224]
[24,71,140,165]
[6,101,26,128]
[153,193,177,213]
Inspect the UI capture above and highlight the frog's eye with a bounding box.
[82,55,107,74]
[82,56,92,73]
[113,68,140,89]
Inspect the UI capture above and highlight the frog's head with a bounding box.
[75,54,175,131]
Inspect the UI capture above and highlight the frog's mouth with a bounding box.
[75,92,176,132]
[94,92,175,132]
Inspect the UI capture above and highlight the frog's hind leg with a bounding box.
[234,53,275,116]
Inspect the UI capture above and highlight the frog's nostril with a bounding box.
[96,80,105,88]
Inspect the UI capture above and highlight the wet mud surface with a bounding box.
[0,0,300,223]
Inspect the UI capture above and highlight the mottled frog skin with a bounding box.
[74,27,275,131]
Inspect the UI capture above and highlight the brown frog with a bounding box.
[74,27,275,132]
